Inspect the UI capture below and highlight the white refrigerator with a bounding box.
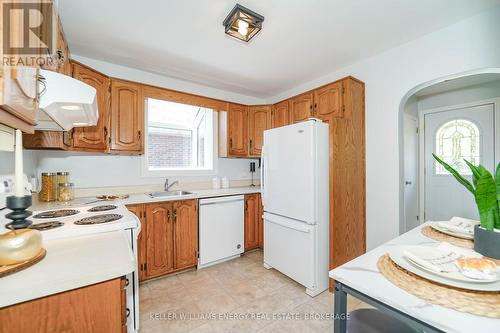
[261,120,329,297]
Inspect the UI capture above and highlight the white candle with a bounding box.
[14,129,24,197]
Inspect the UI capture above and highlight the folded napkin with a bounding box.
[437,216,479,235]
[403,242,480,274]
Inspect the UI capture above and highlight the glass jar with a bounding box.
[57,183,74,202]
[56,172,70,186]
[39,172,57,202]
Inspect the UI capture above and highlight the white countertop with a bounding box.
[0,230,135,308]
[330,223,500,333]
[122,186,261,206]
[30,186,261,210]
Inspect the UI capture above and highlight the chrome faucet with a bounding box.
[164,179,179,192]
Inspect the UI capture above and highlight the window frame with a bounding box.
[141,98,218,178]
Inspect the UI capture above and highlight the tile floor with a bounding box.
[139,250,369,333]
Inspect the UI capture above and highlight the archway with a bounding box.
[398,68,500,234]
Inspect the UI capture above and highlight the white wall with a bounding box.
[0,151,37,177]
[35,152,258,189]
[72,55,266,106]
[417,79,500,111]
[268,7,500,250]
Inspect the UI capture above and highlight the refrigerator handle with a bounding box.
[260,146,266,206]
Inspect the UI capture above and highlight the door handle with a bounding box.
[174,209,177,223]
[405,181,412,185]
[167,210,170,223]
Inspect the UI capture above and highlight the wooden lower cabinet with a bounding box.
[244,193,260,251]
[126,204,147,281]
[127,199,198,282]
[0,278,126,333]
[257,194,264,249]
[146,202,174,278]
[173,200,198,269]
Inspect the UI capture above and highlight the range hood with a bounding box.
[36,70,99,131]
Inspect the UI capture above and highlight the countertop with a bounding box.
[330,223,500,333]
[31,186,261,210]
[0,230,135,308]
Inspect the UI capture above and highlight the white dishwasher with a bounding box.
[198,195,244,269]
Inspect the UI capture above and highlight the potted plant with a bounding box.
[433,154,500,259]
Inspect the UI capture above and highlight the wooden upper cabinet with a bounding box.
[244,194,260,251]
[227,103,248,157]
[248,105,271,157]
[145,202,174,278]
[289,92,314,123]
[173,200,198,269]
[0,67,38,133]
[271,100,289,128]
[72,62,110,152]
[110,79,144,153]
[314,82,343,119]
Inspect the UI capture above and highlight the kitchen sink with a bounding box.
[148,190,193,198]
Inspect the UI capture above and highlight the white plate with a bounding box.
[429,222,474,240]
[387,246,500,291]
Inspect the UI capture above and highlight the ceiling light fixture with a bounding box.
[223,4,264,43]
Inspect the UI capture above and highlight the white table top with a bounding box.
[330,223,500,333]
[0,230,135,308]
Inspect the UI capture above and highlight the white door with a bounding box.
[404,115,419,231]
[263,121,316,223]
[424,103,495,221]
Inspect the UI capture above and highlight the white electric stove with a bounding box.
[0,185,141,333]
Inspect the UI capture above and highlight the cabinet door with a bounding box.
[110,79,143,152]
[145,202,174,278]
[272,100,289,128]
[227,103,248,157]
[314,82,343,119]
[72,62,110,152]
[173,200,198,269]
[244,194,259,251]
[248,105,271,157]
[257,194,264,249]
[289,92,313,123]
[127,204,147,282]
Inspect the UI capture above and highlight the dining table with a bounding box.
[329,222,500,333]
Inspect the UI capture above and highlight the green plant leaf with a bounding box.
[464,159,480,188]
[474,166,497,230]
[432,154,474,194]
[495,163,500,229]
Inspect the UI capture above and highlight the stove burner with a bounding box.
[74,214,123,225]
[29,221,64,231]
[88,205,117,212]
[33,209,80,219]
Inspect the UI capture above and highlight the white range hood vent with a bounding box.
[36,70,98,131]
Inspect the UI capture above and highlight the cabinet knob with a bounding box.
[167,210,170,222]
[137,130,141,140]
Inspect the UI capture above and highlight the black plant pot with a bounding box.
[474,225,500,259]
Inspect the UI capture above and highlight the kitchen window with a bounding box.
[142,98,216,176]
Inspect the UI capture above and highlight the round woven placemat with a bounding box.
[377,254,500,318]
[421,226,473,248]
